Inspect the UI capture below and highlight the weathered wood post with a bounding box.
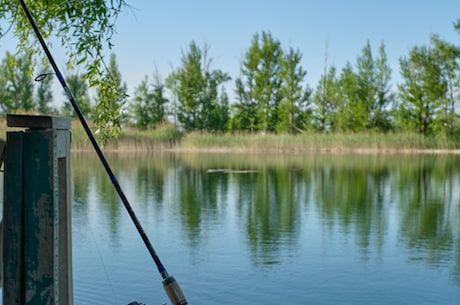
[3,114,72,305]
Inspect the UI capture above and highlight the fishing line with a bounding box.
[17,1,188,304]
[77,205,120,305]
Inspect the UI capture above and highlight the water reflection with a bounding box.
[71,152,460,285]
[396,156,459,278]
[230,167,301,265]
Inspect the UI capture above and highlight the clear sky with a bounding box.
[111,0,460,94]
[2,0,460,100]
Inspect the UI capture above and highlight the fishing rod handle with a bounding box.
[163,276,188,305]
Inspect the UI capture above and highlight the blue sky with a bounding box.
[2,0,460,100]
[111,0,460,93]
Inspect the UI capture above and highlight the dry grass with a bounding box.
[1,116,460,154]
[177,131,460,154]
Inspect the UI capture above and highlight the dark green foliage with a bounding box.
[230,78,259,132]
[233,31,283,132]
[276,48,311,133]
[1,0,127,135]
[0,50,34,114]
[3,8,460,140]
[397,35,460,136]
[94,53,128,144]
[336,62,361,131]
[312,66,339,132]
[166,41,230,132]
[131,74,168,129]
[373,43,394,131]
[335,41,394,132]
[429,35,460,136]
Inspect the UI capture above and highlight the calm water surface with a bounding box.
[67,152,460,304]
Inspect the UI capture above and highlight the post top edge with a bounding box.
[7,114,71,130]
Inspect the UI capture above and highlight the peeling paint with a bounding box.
[3,116,72,305]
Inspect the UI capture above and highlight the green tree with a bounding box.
[94,53,127,144]
[0,50,34,114]
[233,31,283,132]
[354,41,393,131]
[336,62,361,131]
[429,35,460,136]
[373,42,394,131]
[312,66,339,132]
[355,40,376,130]
[398,44,444,135]
[230,77,258,132]
[334,41,394,132]
[131,73,168,129]
[61,73,92,118]
[212,88,230,131]
[1,1,127,137]
[131,77,153,128]
[166,41,230,131]
[276,47,311,133]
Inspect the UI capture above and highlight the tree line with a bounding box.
[1,25,460,137]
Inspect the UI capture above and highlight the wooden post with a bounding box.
[3,114,72,305]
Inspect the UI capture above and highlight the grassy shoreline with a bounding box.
[78,126,460,154]
[2,118,460,154]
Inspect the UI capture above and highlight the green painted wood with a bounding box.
[3,115,72,305]
[23,130,55,305]
[3,132,25,305]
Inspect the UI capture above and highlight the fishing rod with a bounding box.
[17,1,187,304]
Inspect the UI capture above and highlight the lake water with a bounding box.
[11,152,460,304]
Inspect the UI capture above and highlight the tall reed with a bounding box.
[1,117,460,153]
[178,131,460,153]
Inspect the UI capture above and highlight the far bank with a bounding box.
[70,124,460,154]
[2,118,460,154]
